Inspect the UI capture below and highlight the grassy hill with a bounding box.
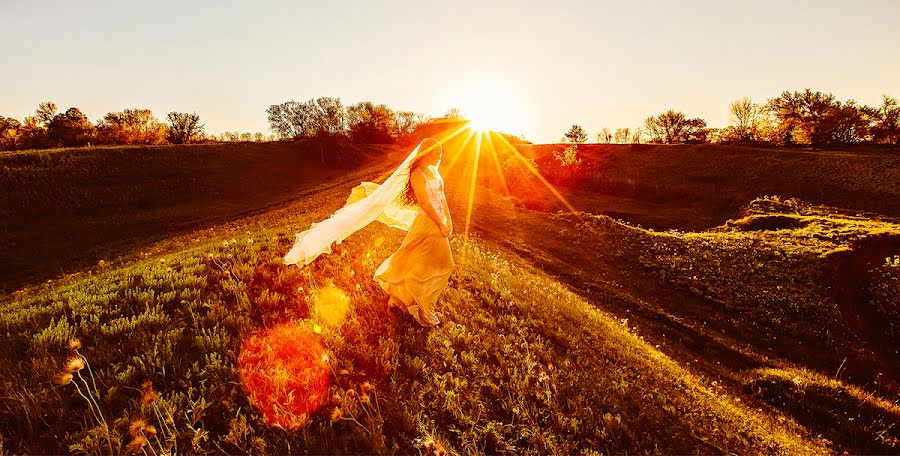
[509,143,900,229]
[0,140,399,291]
[1,141,898,454]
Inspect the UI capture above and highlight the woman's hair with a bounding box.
[400,139,441,205]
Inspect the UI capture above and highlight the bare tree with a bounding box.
[595,128,612,143]
[644,110,708,144]
[166,112,204,144]
[98,109,167,144]
[729,97,756,141]
[267,101,312,139]
[870,95,900,145]
[391,110,424,143]
[35,101,58,127]
[631,128,644,144]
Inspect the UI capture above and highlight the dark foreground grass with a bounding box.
[0,200,833,454]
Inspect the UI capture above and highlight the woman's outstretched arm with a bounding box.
[411,169,451,236]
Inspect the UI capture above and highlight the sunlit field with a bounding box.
[1,120,898,454]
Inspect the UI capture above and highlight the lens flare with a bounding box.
[313,286,351,328]
[238,322,331,429]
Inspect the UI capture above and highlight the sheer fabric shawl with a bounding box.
[283,139,439,267]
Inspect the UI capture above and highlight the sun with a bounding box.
[454,80,526,134]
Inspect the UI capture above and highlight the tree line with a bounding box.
[266,97,427,144]
[0,102,207,151]
[564,89,900,147]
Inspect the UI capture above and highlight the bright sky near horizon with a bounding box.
[2,0,898,143]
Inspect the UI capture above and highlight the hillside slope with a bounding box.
[1,142,898,454]
[509,144,900,230]
[1,177,840,455]
[0,140,401,291]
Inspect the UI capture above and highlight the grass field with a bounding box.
[1,140,898,454]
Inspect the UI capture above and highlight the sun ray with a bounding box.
[444,125,478,174]
[463,130,483,251]
[492,133,580,216]
[484,131,509,196]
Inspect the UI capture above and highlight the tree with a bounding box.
[869,95,900,145]
[310,97,347,138]
[98,109,167,144]
[347,101,395,143]
[613,128,631,144]
[767,89,879,145]
[267,101,311,139]
[166,112,204,144]
[644,110,708,144]
[553,144,581,167]
[267,97,349,141]
[631,128,644,144]
[441,108,464,119]
[729,97,756,141]
[563,124,587,143]
[595,128,612,143]
[35,101,57,127]
[391,110,423,143]
[0,116,22,150]
[48,107,94,147]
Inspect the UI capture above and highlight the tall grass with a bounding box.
[1,208,840,454]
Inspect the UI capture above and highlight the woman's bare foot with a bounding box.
[387,295,403,309]
[408,306,440,328]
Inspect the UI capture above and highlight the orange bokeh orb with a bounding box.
[238,322,331,429]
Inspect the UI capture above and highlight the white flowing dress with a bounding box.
[374,166,454,324]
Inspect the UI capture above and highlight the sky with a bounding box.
[2,0,899,143]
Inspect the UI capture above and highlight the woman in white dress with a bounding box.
[374,144,454,327]
[282,138,454,328]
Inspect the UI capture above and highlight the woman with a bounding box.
[282,138,454,328]
[374,141,454,327]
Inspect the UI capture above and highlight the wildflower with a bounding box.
[223,240,230,247]
[360,393,371,404]
[68,338,82,351]
[331,393,342,405]
[140,380,157,405]
[142,425,157,437]
[55,372,73,385]
[63,356,85,373]
[360,382,373,394]
[125,435,148,454]
[330,407,343,422]
[313,324,322,334]
[159,258,166,264]
[128,418,148,438]
[340,369,349,376]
